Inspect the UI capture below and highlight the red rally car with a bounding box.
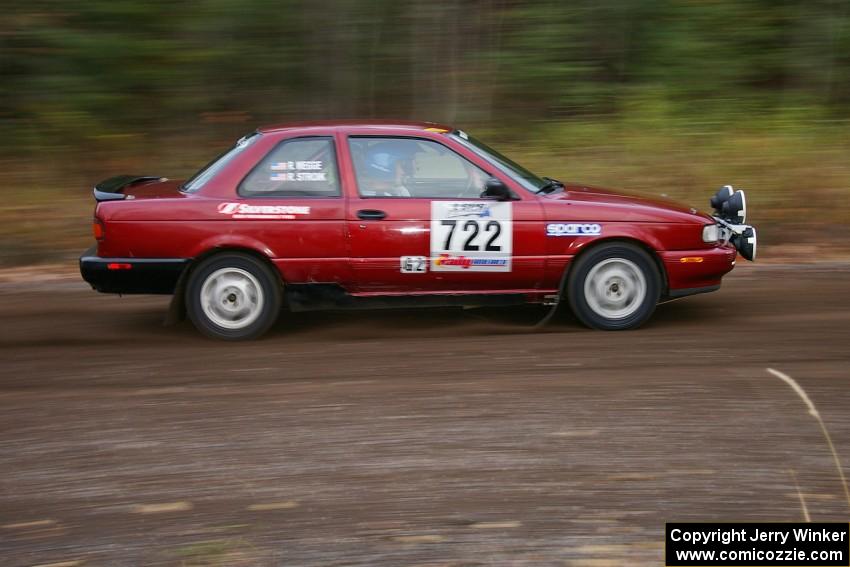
[80,120,757,340]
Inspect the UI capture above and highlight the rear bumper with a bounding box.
[661,245,737,299]
[80,246,189,294]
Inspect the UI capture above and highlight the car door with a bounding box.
[233,135,349,284]
[341,134,545,293]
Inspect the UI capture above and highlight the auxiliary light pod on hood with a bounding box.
[710,185,746,224]
[710,185,757,261]
[731,226,757,262]
[710,185,734,210]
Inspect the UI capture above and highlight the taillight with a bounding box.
[93,218,105,240]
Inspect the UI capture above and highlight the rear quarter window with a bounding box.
[239,137,340,198]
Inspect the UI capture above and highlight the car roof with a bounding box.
[257,119,454,134]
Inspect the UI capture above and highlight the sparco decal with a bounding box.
[546,222,602,236]
[433,254,508,269]
[217,202,310,219]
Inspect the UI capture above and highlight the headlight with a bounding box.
[702,223,719,243]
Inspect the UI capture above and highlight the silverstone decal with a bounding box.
[400,256,427,274]
[546,222,602,237]
[430,201,512,272]
[269,160,326,182]
[217,202,311,219]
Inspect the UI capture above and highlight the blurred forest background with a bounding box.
[2,0,850,266]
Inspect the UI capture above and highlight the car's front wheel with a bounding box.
[567,243,660,330]
[186,252,282,340]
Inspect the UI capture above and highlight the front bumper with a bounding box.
[80,246,189,294]
[661,245,738,299]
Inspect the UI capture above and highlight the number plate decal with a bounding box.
[400,256,427,274]
[430,201,513,272]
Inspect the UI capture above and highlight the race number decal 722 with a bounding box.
[430,201,512,272]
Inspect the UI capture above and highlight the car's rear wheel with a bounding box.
[186,252,282,340]
[567,242,660,330]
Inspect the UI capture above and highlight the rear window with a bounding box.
[239,137,340,198]
[182,132,260,193]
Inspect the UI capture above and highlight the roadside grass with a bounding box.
[2,116,849,267]
[506,118,850,248]
[0,191,92,266]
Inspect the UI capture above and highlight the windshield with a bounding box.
[182,132,261,193]
[450,131,546,192]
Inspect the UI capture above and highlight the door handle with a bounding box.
[357,209,387,220]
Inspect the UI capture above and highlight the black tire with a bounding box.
[185,252,282,340]
[567,242,660,330]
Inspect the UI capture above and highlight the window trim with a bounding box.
[450,132,545,195]
[347,135,494,200]
[237,135,343,199]
[182,131,261,194]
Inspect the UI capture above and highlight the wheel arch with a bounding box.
[563,237,668,297]
[165,245,283,326]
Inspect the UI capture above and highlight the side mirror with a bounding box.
[481,177,514,201]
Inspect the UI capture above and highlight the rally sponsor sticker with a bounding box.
[430,201,512,272]
[546,222,602,237]
[217,202,311,219]
[433,254,508,269]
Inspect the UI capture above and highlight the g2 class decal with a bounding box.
[400,256,427,274]
[546,222,602,237]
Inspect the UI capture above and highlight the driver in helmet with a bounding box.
[361,141,417,197]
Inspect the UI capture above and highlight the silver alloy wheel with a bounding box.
[583,258,647,320]
[199,267,264,330]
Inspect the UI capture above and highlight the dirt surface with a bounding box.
[2,264,850,566]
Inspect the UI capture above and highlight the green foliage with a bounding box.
[5,0,848,142]
[1,0,849,264]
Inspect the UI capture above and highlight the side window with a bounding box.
[239,137,340,197]
[349,137,490,198]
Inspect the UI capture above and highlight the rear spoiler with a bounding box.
[93,175,162,202]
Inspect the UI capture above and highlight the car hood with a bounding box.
[543,183,712,223]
